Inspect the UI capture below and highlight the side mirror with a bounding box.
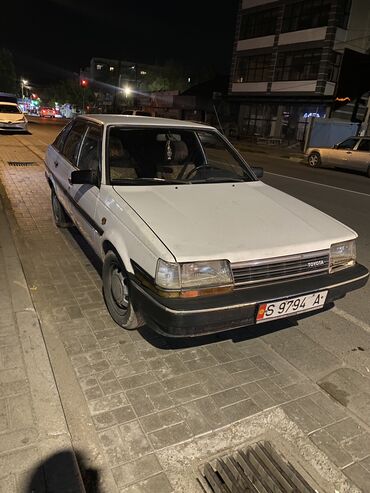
[70,170,99,186]
[252,166,264,179]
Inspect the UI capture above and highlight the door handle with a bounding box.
[346,151,352,154]
[54,161,59,167]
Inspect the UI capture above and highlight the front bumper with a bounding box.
[0,122,27,131]
[130,264,369,337]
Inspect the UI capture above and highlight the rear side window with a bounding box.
[357,139,370,152]
[77,125,102,171]
[62,120,88,165]
[53,122,73,151]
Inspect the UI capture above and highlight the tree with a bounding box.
[0,49,17,93]
[40,79,96,108]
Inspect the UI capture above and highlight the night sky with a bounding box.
[2,0,239,85]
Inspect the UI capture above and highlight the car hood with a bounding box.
[0,113,24,123]
[113,181,356,263]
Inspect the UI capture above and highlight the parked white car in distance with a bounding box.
[0,102,28,132]
[44,115,369,337]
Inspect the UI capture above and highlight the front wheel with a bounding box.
[102,251,143,330]
[308,152,321,168]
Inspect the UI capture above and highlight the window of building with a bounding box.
[282,0,331,33]
[239,7,279,39]
[109,66,114,72]
[336,0,351,28]
[96,64,103,70]
[328,52,342,82]
[235,54,271,82]
[274,49,322,81]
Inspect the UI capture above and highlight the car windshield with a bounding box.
[107,127,255,185]
[0,104,21,114]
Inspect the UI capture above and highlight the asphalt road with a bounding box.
[17,122,370,377]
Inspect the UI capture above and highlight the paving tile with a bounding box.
[112,454,162,488]
[140,409,183,434]
[222,399,260,423]
[87,393,128,415]
[118,421,152,459]
[7,394,34,429]
[294,395,336,427]
[168,383,207,404]
[344,433,370,460]
[0,399,8,433]
[342,462,370,491]
[282,401,320,434]
[211,387,248,408]
[93,405,136,430]
[309,429,352,468]
[222,358,255,374]
[148,422,193,449]
[121,472,173,493]
[249,355,279,377]
[359,456,370,473]
[325,418,364,443]
[126,383,173,417]
[119,372,157,391]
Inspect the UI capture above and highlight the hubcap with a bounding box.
[309,155,318,166]
[111,267,129,309]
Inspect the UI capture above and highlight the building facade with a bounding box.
[229,0,370,141]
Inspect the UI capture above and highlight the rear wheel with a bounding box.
[308,152,321,168]
[102,250,143,330]
[51,189,71,227]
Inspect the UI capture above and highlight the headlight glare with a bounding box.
[329,240,356,272]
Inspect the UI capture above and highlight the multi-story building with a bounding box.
[83,57,156,112]
[229,0,370,141]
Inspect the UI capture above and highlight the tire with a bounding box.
[308,152,321,168]
[102,250,143,330]
[51,189,71,227]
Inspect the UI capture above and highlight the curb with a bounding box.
[0,192,86,492]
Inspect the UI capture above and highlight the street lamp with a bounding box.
[21,79,28,99]
[123,86,132,97]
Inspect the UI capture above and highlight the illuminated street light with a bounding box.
[20,79,29,99]
[123,86,132,97]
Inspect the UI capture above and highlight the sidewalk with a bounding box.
[0,197,84,492]
[1,132,370,492]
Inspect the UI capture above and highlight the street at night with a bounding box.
[2,0,370,491]
[1,120,370,492]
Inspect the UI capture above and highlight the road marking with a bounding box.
[332,306,370,334]
[265,172,370,198]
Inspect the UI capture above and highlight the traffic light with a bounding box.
[80,79,88,88]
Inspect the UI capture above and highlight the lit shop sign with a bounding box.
[303,112,322,118]
[335,97,351,102]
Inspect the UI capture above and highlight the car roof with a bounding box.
[79,114,215,130]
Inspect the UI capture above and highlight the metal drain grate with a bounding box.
[199,441,316,493]
[8,161,37,167]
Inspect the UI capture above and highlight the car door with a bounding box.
[54,119,88,218]
[332,137,359,169]
[68,123,103,251]
[349,138,370,172]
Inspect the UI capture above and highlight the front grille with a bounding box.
[232,250,329,286]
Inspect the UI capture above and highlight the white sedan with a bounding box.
[44,115,368,337]
[0,102,28,132]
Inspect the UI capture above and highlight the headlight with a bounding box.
[329,240,356,272]
[155,259,233,297]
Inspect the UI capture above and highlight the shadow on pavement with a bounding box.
[24,449,101,493]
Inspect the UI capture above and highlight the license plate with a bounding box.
[256,290,328,323]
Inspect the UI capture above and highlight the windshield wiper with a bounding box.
[112,177,189,185]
